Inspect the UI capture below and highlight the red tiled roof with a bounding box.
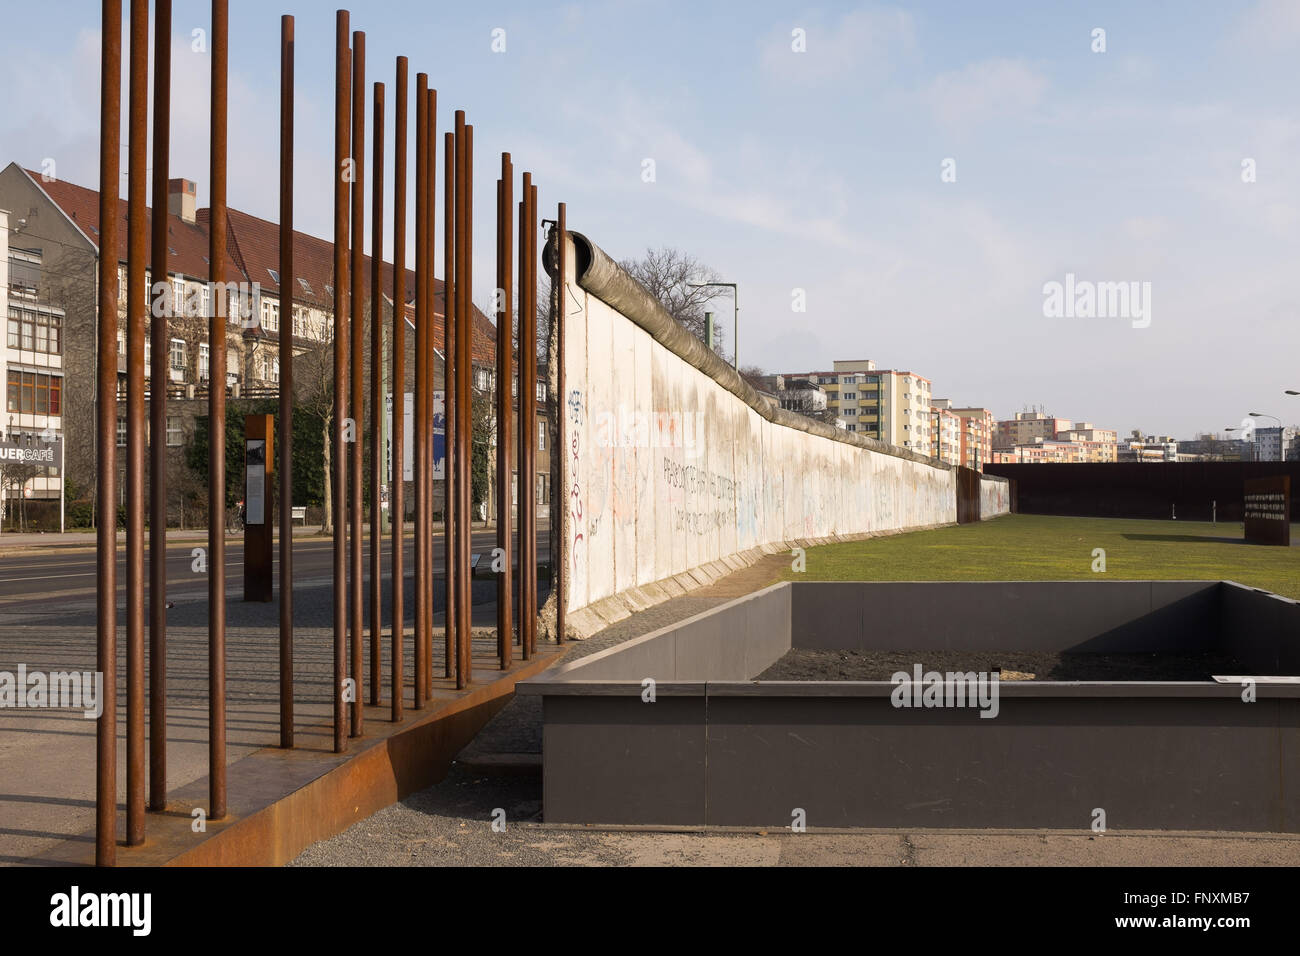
[26,168,497,365]
[24,167,240,283]
[218,205,497,365]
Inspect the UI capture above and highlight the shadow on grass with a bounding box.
[1121,533,1242,544]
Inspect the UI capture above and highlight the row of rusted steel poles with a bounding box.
[95,1,557,865]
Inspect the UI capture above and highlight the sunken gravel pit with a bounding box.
[520,581,1300,832]
[755,648,1248,682]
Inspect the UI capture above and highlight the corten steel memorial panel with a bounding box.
[1244,476,1291,546]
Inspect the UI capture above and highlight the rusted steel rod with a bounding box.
[278,13,295,749]
[208,0,230,818]
[125,0,148,846]
[442,129,456,681]
[528,180,538,657]
[518,173,536,660]
[390,56,407,721]
[455,117,474,687]
[331,9,350,755]
[148,0,172,809]
[412,72,428,709]
[423,88,437,696]
[496,154,513,670]
[349,30,365,738]
[555,201,566,646]
[370,78,385,709]
[96,0,121,868]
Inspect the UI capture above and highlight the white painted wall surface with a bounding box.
[560,235,1001,616]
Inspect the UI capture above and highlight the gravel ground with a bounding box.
[756,649,1247,681]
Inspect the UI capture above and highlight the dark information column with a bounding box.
[1244,475,1290,546]
[245,414,275,601]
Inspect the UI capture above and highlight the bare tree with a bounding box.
[737,363,772,394]
[294,320,336,534]
[619,247,727,358]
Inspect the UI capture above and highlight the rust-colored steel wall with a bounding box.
[331,9,351,755]
[148,0,173,807]
[413,72,429,709]
[125,0,149,846]
[496,155,513,669]
[207,0,230,820]
[390,57,407,722]
[349,31,366,739]
[95,0,122,868]
[278,14,296,749]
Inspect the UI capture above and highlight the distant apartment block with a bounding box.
[1175,435,1248,461]
[951,407,994,470]
[993,410,1117,464]
[1254,426,1298,463]
[930,399,961,465]
[1117,435,1178,462]
[779,359,931,452]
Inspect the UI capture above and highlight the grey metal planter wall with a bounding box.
[517,581,1300,832]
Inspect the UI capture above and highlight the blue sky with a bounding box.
[2,0,1298,438]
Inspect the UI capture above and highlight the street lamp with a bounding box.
[1249,412,1283,461]
[687,281,738,369]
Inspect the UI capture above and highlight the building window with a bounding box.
[536,473,549,504]
[262,299,279,333]
[474,368,490,391]
[6,370,62,415]
[170,338,186,376]
[199,343,210,381]
[172,279,186,317]
[166,416,183,446]
[539,428,545,451]
[263,354,279,383]
[117,417,127,447]
[536,381,546,402]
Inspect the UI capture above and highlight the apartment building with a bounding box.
[1117,435,1178,462]
[930,399,961,465]
[1050,424,1118,463]
[3,202,67,518]
[992,438,1086,464]
[993,411,1117,465]
[0,161,536,526]
[951,407,994,470]
[993,411,1073,447]
[779,359,932,451]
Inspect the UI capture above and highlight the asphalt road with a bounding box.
[0,528,551,614]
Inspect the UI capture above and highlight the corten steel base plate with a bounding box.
[34,642,563,867]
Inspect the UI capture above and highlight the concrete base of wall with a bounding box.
[565,522,956,639]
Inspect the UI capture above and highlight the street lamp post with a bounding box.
[687,281,738,369]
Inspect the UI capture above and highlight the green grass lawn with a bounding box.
[782,514,1300,600]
